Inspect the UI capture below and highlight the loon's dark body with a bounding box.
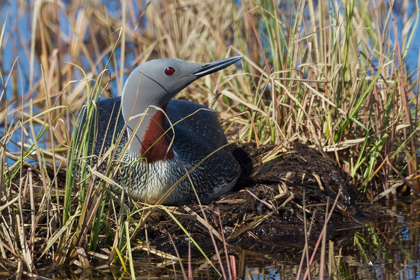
[85,97,240,205]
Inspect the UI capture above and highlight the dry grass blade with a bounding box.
[134,240,182,262]
[303,192,341,280]
[228,192,294,241]
[167,233,187,279]
[181,206,222,241]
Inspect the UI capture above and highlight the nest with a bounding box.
[128,142,358,256]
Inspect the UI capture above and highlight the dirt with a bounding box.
[132,142,359,256]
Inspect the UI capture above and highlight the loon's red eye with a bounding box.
[165,67,175,76]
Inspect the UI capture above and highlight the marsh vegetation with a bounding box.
[1,0,419,278]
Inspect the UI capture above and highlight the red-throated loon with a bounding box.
[80,56,242,205]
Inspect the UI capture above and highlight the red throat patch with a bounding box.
[140,104,174,163]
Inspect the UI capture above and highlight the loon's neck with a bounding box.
[140,104,174,163]
[125,104,174,163]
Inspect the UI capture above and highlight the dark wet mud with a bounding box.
[138,142,359,256]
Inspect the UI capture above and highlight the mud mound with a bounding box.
[10,142,358,259]
[138,142,358,255]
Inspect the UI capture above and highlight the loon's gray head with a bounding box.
[121,56,243,158]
